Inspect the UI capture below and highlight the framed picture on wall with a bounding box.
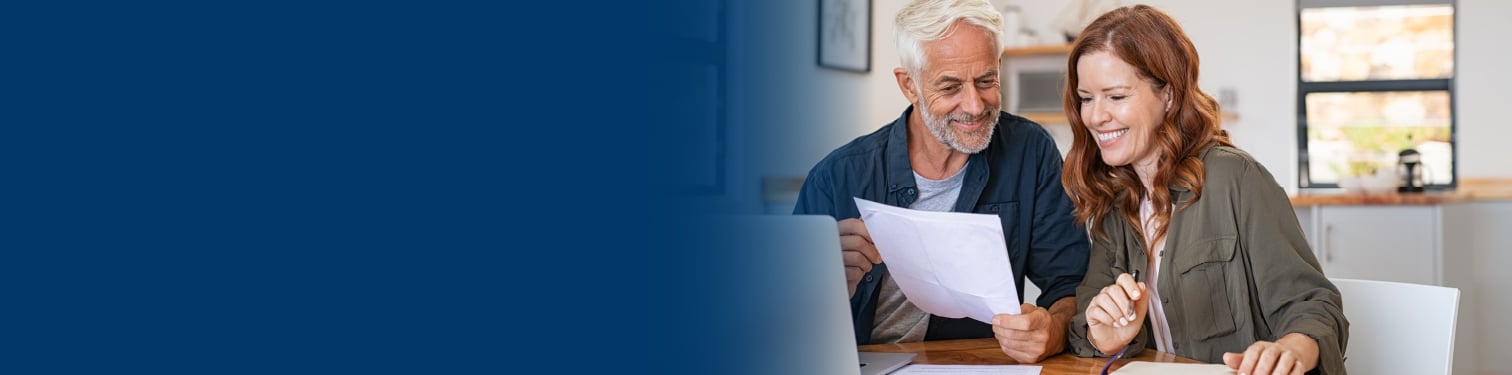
[817,0,871,73]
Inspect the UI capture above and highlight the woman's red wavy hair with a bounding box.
[1060,5,1233,246]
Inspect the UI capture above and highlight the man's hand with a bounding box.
[1222,333,1319,375]
[990,297,1075,363]
[838,218,882,297]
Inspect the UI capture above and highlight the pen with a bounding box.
[1125,269,1141,319]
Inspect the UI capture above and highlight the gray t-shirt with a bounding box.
[870,162,967,343]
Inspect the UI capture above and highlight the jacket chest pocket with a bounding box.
[1173,237,1238,341]
[974,202,1019,250]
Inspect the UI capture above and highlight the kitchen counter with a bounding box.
[1291,178,1512,206]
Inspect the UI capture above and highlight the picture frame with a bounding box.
[817,0,871,73]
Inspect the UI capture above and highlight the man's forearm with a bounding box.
[1048,296,1077,321]
[1046,296,1077,353]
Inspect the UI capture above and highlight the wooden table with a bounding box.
[860,338,1204,374]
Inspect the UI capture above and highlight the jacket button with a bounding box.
[864,275,873,282]
[990,206,999,213]
[1162,297,1170,303]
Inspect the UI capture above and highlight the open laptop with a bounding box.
[713,214,916,375]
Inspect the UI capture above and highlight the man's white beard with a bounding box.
[918,90,998,154]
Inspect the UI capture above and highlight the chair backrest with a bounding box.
[1331,278,1460,375]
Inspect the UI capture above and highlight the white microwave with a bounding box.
[1002,55,1067,114]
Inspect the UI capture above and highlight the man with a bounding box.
[792,0,1088,363]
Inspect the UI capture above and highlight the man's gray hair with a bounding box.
[895,0,1003,75]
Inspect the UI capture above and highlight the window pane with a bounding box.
[1305,91,1452,185]
[1301,5,1453,82]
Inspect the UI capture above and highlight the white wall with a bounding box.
[1456,0,1512,179]
[1139,0,1299,191]
[866,1,917,136]
[1455,5,1512,374]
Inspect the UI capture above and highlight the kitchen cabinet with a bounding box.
[1291,184,1512,375]
[1297,202,1477,375]
[1290,192,1484,286]
[1307,205,1440,285]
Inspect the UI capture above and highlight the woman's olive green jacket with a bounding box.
[1068,146,1348,375]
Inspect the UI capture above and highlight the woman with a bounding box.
[1059,5,1347,375]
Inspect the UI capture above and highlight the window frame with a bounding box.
[1295,0,1459,190]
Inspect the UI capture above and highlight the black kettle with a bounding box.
[1397,148,1425,193]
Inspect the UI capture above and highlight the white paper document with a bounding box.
[892,364,1041,374]
[1112,361,1235,374]
[854,197,1021,324]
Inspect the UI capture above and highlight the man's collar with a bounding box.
[885,106,918,195]
[885,105,992,210]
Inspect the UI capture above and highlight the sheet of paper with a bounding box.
[854,197,1021,324]
[1112,361,1235,374]
[892,364,1041,374]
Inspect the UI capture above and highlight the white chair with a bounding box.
[1331,278,1460,375]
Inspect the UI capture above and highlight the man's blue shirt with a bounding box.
[793,106,1089,345]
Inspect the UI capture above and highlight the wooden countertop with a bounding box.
[1291,178,1512,206]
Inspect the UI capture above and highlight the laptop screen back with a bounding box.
[694,215,864,375]
[689,214,915,375]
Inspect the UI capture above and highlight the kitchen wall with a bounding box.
[1456,0,1512,179]
[1456,3,1512,373]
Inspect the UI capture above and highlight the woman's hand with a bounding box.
[1222,333,1320,375]
[1084,272,1148,355]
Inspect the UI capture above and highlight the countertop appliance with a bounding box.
[1398,148,1425,193]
